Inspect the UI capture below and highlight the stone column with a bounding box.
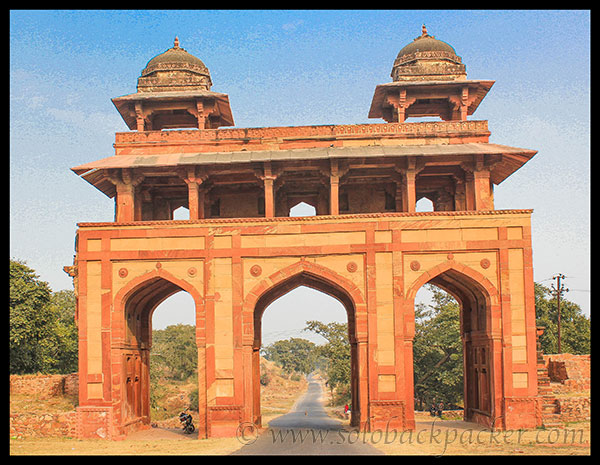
[394,181,404,212]
[453,176,467,211]
[109,169,144,222]
[386,89,416,123]
[329,159,346,215]
[473,156,494,210]
[261,162,277,218]
[463,171,476,211]
[460,87,469,121]
[134,102,145,132]
[196,100,206,130]
[330,175,340,215]
[182,167,207,220]
[403,169,417,213]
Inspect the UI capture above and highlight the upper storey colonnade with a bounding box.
[72,30,536,223]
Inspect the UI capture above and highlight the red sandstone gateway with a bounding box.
[67,30,541,439]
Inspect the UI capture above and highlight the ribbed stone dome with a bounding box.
[137,37,213,92]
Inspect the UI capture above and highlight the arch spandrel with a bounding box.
[242,255,365,305]
[404,257,499,301]
[404,258,502,338]
[112,260,205,301]
[241,259,367,346]
[112,267,206,346]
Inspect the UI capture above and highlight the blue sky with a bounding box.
[10,10,590,339]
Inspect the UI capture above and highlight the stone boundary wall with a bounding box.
[10,411,78,438]
[554,396,591,423]
[10,373,78,398]
[10,373,79,438]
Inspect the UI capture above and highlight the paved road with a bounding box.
[232,374,382,455]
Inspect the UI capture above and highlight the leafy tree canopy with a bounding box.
[261,337,316,375]
[9,259,78,374]
[304,321,350,390]
[412,285,463,408]
[150,324,197,380]
[535,282,590,355]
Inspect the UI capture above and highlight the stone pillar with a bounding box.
[182,167,207,220]
[464,171,476,211]
[110,169,144,222]
[387,89,416,123]
[330,177,340,215]
[329,159,341,215]
[473,156,494,210]
[196,100,206,130]
[394,181,404,212]
[196,344,208,438]
[134,102,145,132]
[403,170,417,213]
[261,162,277,218]
[453,177,466,211]
[460,87,469,121]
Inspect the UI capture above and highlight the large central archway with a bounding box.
[242,260,368,429]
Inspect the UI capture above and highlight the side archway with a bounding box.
[404,259,502,428]
[111,269,206,436]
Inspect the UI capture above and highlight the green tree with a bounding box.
[304,321,350,404]
[535,282,590,354]
[46,289,79,373]
[10,259,78,374]
[412,285,463,408]
[10,259,53,373]
[150,324,197,380]
[262,337,316,375]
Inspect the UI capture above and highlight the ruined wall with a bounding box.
[10,373,79,438]
[540,354,590,425]
[10,373,79,398]
[544,353,590,393]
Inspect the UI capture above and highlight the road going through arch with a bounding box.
[232,374,382,455]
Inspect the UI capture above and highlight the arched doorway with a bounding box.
[259,285,348,418]
[407,263,500,428]
[113,272,204,436]
[244,263,366,429]
[149,291,197,426]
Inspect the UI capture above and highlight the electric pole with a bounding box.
[551,274,569,353]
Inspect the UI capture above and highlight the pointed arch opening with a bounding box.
[408,262,499,428]
[289,201,317,217]
[114,272,203,436]
[245,264,365,428]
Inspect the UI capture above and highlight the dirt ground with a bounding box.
[10,373,590,456]
[362,412,590,455]
[10,416,590,456]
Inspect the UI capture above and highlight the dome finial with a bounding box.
[421,24,428,36]
[174,36,180,49]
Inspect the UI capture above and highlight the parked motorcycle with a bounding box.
[179,408,195,434]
